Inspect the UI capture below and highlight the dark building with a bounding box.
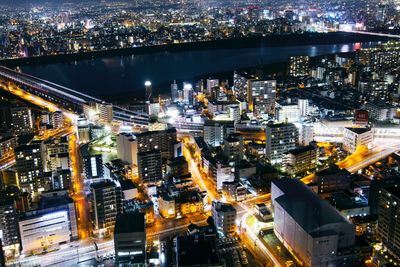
[90,180,122,236]
[377,186,400,258]
[136,128,177,160]
[81,144,104,179]
[0,197,20,251]
[369,176,400,216]
[175,235,220,267]
[14,144,48,194]
[114,212,146,265]
[137,150,162,183]
[166,156,188,178]
[313,165,351,194]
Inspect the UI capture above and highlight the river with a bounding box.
[18,41,378,98]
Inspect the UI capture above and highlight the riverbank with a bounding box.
[1,32,392,67]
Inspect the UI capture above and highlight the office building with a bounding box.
[137,150,162,183]
[272,178,356,267]
[90,180,122,236]
[166,156,188,178]
[289,55,310,77]
[203,120,234,147]
[114,212,146,265]
[283,145,318,176]
[19,190,78,254]
[212,201,236,234]
[11,106,33,135]
[19,210,70,254]
[265,123,298,164]
[342,127,373,153]
[377,186,400,258]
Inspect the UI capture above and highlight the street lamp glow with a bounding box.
[144,81,152,86]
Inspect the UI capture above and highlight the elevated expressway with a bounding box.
[0,66,149,127]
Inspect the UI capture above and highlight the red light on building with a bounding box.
[355,110,369,125]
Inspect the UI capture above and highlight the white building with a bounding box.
[298,99,309,117]
[228,105,240,123]
[272,179,356,267]
[216,162,234,191]
[212,201,237,234]
[97,103,113,123]
[116,133,138,166]
[19,210,72,254]
[275,101,300,123]
[51,111,64,129]
[203,120,234,147]
[265,123,298,164]
[342,127,373,153]
[206,79,219,93]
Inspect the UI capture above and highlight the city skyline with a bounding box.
[0,1,400,267]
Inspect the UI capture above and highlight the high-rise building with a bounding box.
[298,98,309,117]
[136,128,177,160]
[289,55,310,77]
[0,198,20,255]
[247,80,276,116]
[10,106,33,135]
[171,80,179,102]
[206,79,219,94]
[203,120,234,147]
[145,81,152,102]
[90,180,122,236]
[114,212,146,264]
[265,123,298,164]
[137,150,162,183]
[272,178,356,267]
[97,103,113,123]
[223,133,244,166]
[212,201,236,234]
[14,144,48,194]
[377,186,400,258]
[183,83,193,105]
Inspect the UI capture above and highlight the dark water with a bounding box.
[19,42,377,97]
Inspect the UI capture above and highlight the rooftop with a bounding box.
[273,178,351,235]
[176,235,220,266]
[286,145,316,156]
[114,212,145,234]
[345,127,371,135]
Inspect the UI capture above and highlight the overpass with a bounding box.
[0,66,149,127]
